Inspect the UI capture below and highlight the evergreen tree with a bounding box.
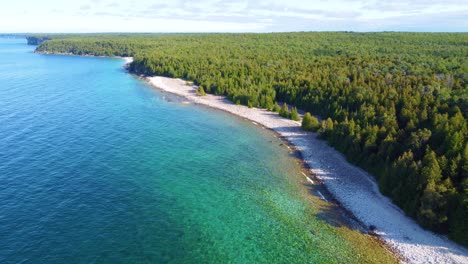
[321,118,335,136]
[449,186,468,245]
[302,112,319,131]
[290,107,300,121]
[420,147,442,186]
[272,102,281,113]
[279,103,290,118]
[197,86,206,96]
[417,147,453,229]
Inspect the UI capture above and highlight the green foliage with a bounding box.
[417,148,453,229]
[290,107,300,121]
[32,32,468,246]
[197,86,206,96]
[302,112,319,131]
[272,102,281,113]
[279,103,290,118]
[449,189,468,245]
[321,118,334,136]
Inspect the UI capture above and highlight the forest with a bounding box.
[30,32,468,246]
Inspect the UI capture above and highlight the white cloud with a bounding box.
[0,0,466,32]
[79,4,91,10]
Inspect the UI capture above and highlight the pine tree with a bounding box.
[302,112,319,131]
[420,147,442,186]
[272,102,281,112]
[417,147,448,229]
[290,107,300,121]
[449,187,468,245]
[279,103,290,118]
[321,118,334,136]
[197,86,206,96]
[264,96,274,110]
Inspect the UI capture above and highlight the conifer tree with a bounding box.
[302,112,319,131]
[290,107,300,121]
[197,86,206,96]
[279,103,290,118]
[272,102,281,113]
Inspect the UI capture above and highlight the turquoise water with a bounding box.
[0,39,382,263]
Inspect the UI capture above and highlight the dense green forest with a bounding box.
[30,32,468,246]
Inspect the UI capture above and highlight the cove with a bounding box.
[0,38,395,263]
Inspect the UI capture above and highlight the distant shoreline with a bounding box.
[145,75,468,264]
[34,51,133,64]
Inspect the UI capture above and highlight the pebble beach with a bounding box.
[147,76,468,264]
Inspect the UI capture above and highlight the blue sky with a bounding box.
[1,0,467,32]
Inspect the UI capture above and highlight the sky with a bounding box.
[1,0,467,33]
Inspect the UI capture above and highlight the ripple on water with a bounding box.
[0,39,396,264]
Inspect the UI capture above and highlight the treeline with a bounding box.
[32,32,468,246]
[26,36,51,45]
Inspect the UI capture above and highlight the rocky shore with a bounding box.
[146,76,468,264]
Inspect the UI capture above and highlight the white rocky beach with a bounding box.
[147,76,468,264]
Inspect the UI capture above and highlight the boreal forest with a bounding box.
[29,32,468,246]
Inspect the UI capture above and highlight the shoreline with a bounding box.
[34,51,134,64]
[145,76,468,264]
[31,52,467,263]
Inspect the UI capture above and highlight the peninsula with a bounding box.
[28,33,468,263]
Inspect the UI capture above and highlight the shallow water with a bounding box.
[0,39,394,263]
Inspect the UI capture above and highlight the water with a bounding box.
[0,39,393,263]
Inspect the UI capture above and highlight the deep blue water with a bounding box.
[0,38,390,263]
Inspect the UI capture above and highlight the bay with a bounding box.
[0,38,394,263]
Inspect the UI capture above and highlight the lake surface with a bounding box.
[0,39,394,263]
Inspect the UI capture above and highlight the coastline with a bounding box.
[30,51,467,263]
[146,76,468,264]
[34,51,134,64]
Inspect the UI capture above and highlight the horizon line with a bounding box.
[2,30,468,35]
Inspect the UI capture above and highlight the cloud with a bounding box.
[362,9,468,31]
[1,0,467,32]
[148,3,170,10]
[110,0,467,32]
[80,4,91,10]
[107,2,120,8]
[130,0,362,24]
